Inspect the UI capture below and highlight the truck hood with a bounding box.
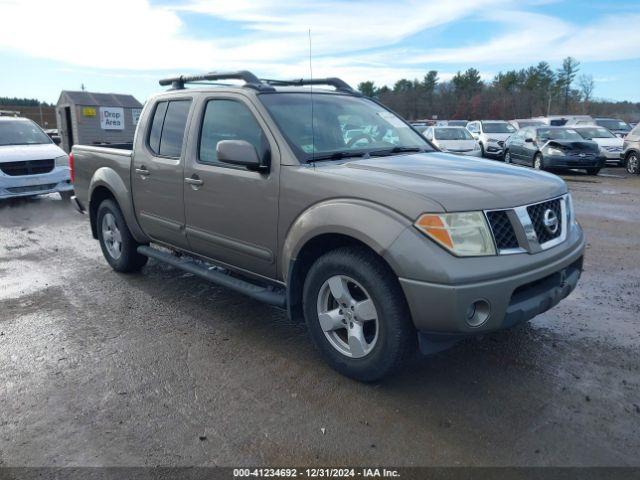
[0,143,66,163]
[321,152,567,212]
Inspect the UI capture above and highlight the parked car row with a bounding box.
[410,115,639,176]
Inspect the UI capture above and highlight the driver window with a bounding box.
[199,99,267,165]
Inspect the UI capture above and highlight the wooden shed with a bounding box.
[55,91,143,152]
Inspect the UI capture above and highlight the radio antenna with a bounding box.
[308,28,315,163]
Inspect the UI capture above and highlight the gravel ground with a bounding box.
[0,168,638,467]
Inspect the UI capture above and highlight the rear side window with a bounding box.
[199,99,265,164]
[148,101,168,154]
[147,99,191,157]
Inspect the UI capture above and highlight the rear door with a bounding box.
[183,94,280,279]
[132,98,192,249]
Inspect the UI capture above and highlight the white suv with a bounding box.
[466,120,516,159]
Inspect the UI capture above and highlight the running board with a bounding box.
[137,246,286,308]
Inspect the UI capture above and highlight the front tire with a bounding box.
[626,152,639,174]
[96,199,147,273]
[585,167,601,175]
[479,143,485,158]
[504,150,512,164]
[534,153,544,170]
[303,247,416,382]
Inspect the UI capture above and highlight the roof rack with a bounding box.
[158,71,359,95]
[261,77,358,94]
[158,71,275,91]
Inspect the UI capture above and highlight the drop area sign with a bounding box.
[100,107,124,130]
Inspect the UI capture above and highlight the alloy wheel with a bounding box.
[627,154,639,174]
[534,155,542,170]
[316,275,379,358]
[101,212,122,260]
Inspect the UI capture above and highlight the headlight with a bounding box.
[55,155,69,167]
[547,147,565,156]
[566,193,576,225]
[415,212,496,256]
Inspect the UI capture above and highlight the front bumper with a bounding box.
[392,224,585,336]
[601,151,624,165]
[543,155,605,169]
[484,143,504,157]
[0,167,72,199]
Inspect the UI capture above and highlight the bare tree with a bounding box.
[578,74,595,112]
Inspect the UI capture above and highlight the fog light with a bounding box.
[466,299,490,327]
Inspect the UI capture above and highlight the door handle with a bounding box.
[135,167,150,175]
[185,176,204,186]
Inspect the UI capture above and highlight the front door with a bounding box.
[509,129,526,162]
[183,95,279,279]
[131,98,192,249]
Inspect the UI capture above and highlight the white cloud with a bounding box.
[0,0,506,71]
[399,11,640,65]
[0,0,638,92]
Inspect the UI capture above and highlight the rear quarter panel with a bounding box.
[72,145,148,242]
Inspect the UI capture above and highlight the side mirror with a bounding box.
[525,137,534,143]
[52,136,62,145]
[216,140,266,171]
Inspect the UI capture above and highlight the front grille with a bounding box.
[6,183,57,194]
[0,159,54,176]
[497,141,505,147]
[566,151,596,159]
[486,210,519,249]
[527,199,562,244]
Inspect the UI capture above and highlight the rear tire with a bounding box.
[96,199,147,273]
[302,246,417,382]
[585,167,601,175]
[626,153,639,174]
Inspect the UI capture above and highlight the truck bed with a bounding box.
[71,145,132,210]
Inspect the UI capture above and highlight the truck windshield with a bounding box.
[259,93,432,162]
[0,120,52,146]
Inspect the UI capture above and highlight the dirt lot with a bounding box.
[0,168,638,467]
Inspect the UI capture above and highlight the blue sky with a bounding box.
[1,0,639,104]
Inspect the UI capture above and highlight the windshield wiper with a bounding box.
[307,151,368,162]
[368,146,426,157]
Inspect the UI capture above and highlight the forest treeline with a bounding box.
[357,57,640,122]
